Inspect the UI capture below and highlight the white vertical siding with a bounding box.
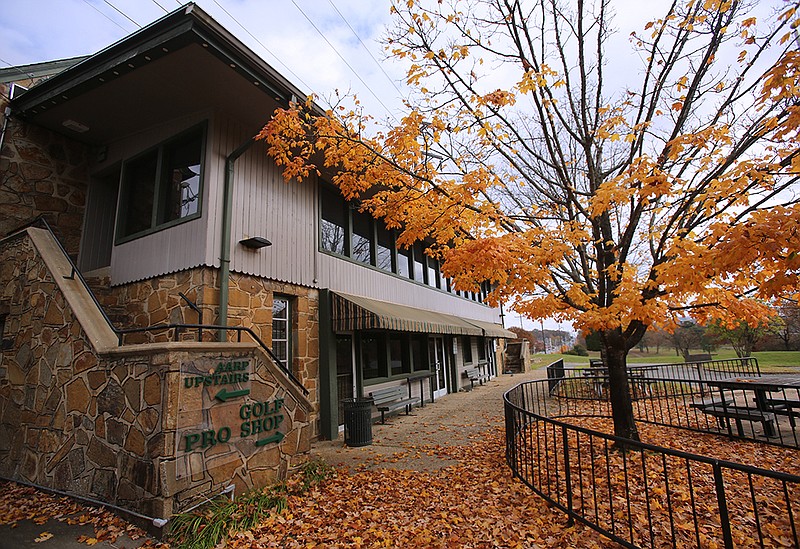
[226,119,317,287]
[316,252,503,323]
[106,112,213,285]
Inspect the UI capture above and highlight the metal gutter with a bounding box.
[218,136,257,341]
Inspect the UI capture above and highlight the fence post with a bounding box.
[562,425,574,526]
[712,462,734,549]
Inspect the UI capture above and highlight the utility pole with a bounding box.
[540,319,546,354]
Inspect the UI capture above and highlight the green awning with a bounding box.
[464,318,517,339]
[331,292,483,336]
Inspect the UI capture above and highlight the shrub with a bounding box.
[564,344,589,356]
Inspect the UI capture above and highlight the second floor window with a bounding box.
[321,187,347,255]
[117,125,204,241]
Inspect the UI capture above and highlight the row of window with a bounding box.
[320,186,492,303]
[360,332,488,381]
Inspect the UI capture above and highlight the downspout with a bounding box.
[218,137,257,341]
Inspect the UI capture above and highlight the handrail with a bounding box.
[117,323,308,395]
[9,216,119,333]
[2,217,308,396]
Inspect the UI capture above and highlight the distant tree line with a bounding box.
[580,301,800,359]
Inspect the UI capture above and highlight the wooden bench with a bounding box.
[463,367,489,389]
[369,386,417,424]
[697,404,776,437]
[685,353,713,363]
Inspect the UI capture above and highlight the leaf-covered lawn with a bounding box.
[1,418,796,548]
[239,429,612,549]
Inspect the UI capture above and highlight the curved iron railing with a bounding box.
[2,217,308,395]
[505,378,800,549]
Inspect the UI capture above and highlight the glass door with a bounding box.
[429,336,449,399]
[336,335,355,427]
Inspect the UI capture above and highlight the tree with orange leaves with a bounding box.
[260,0,800,441]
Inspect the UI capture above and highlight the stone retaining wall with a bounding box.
[0,231,314,519]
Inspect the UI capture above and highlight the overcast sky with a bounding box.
[0,0,692,122]
[0,0,786,334]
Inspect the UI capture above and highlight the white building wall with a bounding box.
[102,109,504,326]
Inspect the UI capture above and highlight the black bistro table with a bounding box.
[706,374,800,438]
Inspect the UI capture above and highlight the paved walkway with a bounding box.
[312,369,546,472]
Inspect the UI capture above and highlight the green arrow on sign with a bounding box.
[214,387,250,402]
[255,432,285,447]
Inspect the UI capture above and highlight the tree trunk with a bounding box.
[601,330,640,443]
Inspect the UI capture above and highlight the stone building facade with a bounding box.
[0,228,313,520]
[1,102,89,257]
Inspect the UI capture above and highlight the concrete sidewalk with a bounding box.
[311,369,545,472]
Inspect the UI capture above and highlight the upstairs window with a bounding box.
[397,247,412,278]
[376,223,394,272]
[117,125,204,241]
[320,187,347,255]
[351,210,373,265]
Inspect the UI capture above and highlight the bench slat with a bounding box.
[368,387,417,424]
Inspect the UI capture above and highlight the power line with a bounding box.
[211,0,316,97]
[289,0,398,120]
[326,0,404,98]
[102,0,142,28]
[0,57,36,80]
[80,0,130,32]
[151,0,169,14]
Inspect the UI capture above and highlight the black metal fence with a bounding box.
[545,357,761,393]
[505,379,800,548]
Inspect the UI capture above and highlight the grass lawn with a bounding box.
[530,348,800,371]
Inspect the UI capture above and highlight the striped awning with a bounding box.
[331,292,483,336]
[464,318,517,339]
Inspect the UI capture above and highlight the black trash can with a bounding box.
[342,397,374,447]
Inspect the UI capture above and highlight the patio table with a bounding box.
[705,374,800,437]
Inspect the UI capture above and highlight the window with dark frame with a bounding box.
[389,334,408,376]
[397,247,412,278]
[412,242,425,282]
[462,336,473,364]
[477,337,487,361]
[117,125,204,240]
[361,334,383,380]
[272,296,291,368]
[410,335,427,371]
[426,254,441,289]
[351,209,373,265]
[376,223,394,272]
[320,187,347,255]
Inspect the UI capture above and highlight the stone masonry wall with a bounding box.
[0,86,90,257]
[0,232,313,519]
[87,269,321,439]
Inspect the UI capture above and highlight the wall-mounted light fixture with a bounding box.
[239,236,272,249]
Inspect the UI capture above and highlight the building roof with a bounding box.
[0,56,89,84]
[9,3,309,144]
